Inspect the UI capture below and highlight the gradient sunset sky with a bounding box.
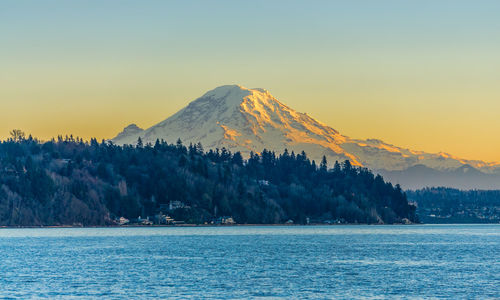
[1,1,499,162]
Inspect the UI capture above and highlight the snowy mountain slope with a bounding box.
[112,85,357,164]
[342,139,500,173]
[112,84,500,177]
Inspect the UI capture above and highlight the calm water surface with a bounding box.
[0,225,498,299]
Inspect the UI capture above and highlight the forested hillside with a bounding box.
[407,187,500,223]
[0,131,417,226]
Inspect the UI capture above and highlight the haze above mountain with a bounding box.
[112,85,500,189]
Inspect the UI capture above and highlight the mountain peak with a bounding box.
[201,84,250,98]
[124,123,142,131]
[113,123,144,142]
[111,85,500,184]
[200,84,273,103]
[111,84,351,161]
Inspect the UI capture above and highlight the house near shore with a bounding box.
[132,216,153,225]
[212,216,236,225]
[117,217,129,225]
[154,213,175,225]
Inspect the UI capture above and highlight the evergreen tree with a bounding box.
[320,156,328,172]
[0,132,417,226]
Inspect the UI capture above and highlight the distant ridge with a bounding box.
[378,164,500,190]
[112,84,500,189]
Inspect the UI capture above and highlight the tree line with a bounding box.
[0,131,417,226]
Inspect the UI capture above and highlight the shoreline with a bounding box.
[6,223,499,229]
[0,223,412,229]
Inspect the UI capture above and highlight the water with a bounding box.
[0,225,498,299]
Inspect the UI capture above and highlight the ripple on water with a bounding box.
[0,225,498,299]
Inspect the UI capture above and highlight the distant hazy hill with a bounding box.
[378,164,500,190]
[112,85,500,189]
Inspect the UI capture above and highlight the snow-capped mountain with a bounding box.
[113,85,357,164]
[112,84,500,188]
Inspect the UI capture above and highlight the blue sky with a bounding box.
[1,0,500,161]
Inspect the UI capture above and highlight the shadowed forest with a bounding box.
[408,187,500,223]
[0,131,417,226]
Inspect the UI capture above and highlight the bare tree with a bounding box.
[9,129,25,142]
